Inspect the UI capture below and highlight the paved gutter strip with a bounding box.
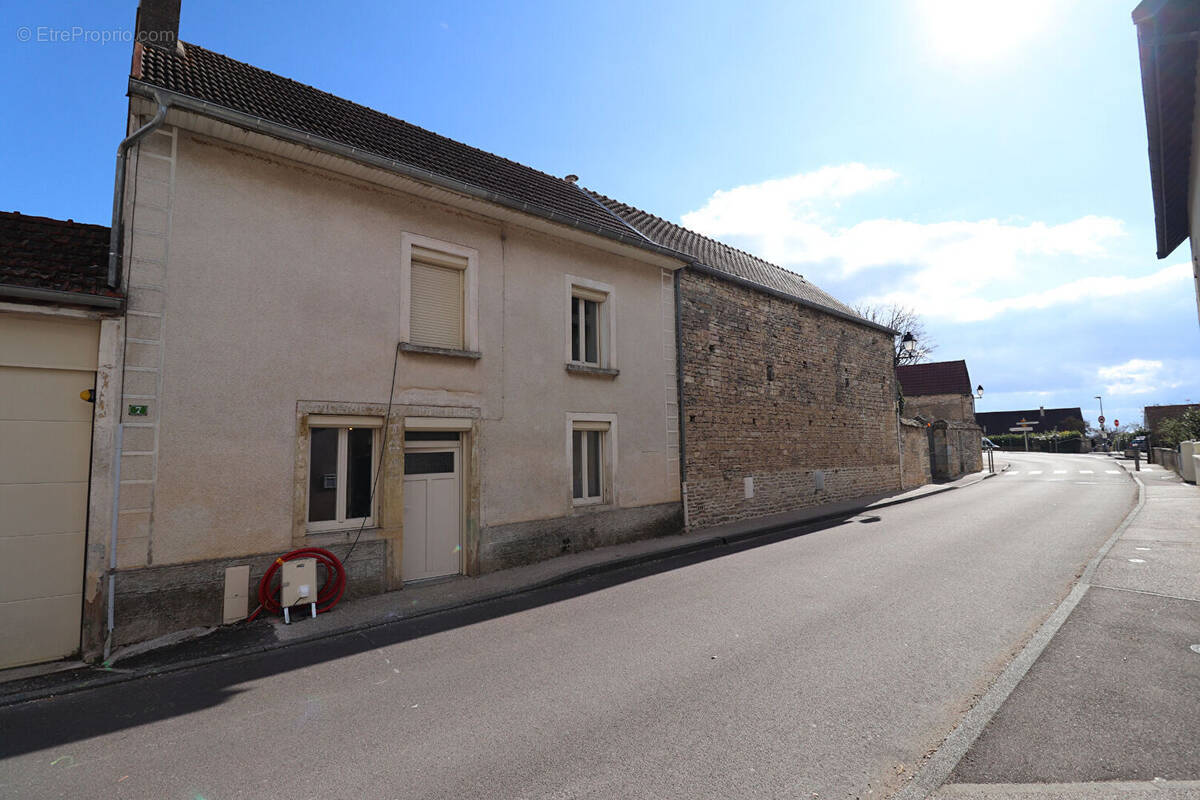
[893,466,1144,800]
[0,471,999,709]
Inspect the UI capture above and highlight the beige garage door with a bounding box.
[0,314,99,668]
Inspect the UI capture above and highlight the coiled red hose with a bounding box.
[247,547,346,621]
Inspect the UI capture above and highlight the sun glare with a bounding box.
[917,0,1047,63]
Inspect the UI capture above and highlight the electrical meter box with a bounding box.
[280,558,318,608]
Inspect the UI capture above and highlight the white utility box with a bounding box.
[280,558,318,609]
[1182,441,1198,484]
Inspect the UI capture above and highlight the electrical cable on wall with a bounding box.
[246,342,402,621]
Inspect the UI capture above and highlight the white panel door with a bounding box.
[402,447,461,581]
[0,315,98,668]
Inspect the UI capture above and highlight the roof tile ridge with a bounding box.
[582,191,811,284]
[161,42,598,192]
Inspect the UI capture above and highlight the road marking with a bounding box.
[1006,471,1020,475]
[1128,558,1146,563]
[1106,470,1121,474]
[1075,481,1098,485]
[1135,547,1151,551]
[1079,470,1094,474]
[1053,470,1067,474]
[1028,470,1043,475]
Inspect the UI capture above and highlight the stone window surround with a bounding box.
[564,274,617,372]
[566,412,618,510]
[292,401,483,587]
[398,232,480,355]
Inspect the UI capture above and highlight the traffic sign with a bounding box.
[1114,419,1119,428]
[1010,426,1033,432]
[1098,415,1105,424]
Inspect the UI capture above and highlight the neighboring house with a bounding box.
[975,407,1086,437]
[1132,0,1200,327]
[895,360,978,422]
[591,196,903,528]
[94,4,689,654]
[895,360,983,480]
[1144,403,1200,444]
[0,211,124,669]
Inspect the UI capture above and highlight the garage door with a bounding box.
[0,314,99,668]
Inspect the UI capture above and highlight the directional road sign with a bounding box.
[1010,426,1034,432]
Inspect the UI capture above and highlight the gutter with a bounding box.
[0,284,123,309]
[108,91,170,287]
[127,79,690,266]
[686,262,900,337]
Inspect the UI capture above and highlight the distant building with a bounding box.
[1132,0,1200,326]
[1144,403,1200,444]
[975,407,1085,437]
[895,360,977,422]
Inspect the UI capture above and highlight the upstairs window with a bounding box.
[410,246,467,350]
[565,277,615,370]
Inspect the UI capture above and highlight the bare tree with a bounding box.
[852,303,936,366]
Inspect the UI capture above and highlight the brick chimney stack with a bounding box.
[135,0,180,51]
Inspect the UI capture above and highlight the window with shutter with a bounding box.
[410,256,464,350]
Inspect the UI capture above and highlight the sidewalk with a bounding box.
[923,459,1200,798]
[0,467,1000,707]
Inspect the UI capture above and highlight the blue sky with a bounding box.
[2,0,1198,429]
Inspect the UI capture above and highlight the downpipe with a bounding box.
[107,93,169,288]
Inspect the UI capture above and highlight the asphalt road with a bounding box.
[0,453,1136,800]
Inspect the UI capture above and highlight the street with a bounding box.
[1,453,1138,799]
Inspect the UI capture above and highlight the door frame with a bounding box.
[401,428,467,582]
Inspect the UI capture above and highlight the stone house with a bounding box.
[591,197,903,529]
[0,212,124,669]
[92,6,690,654]
[895,360,982,480]
[895,360,978,423]
[8,0,909,662]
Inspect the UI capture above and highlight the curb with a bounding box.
[0,471,997,708]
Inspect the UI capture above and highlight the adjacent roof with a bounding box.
[0,211,119,299]
[130,40,876,331]
[1144,402,1200,432]
[1133,0,1200,259]
[588,193,878,326]
[975,407,1086,436]
[132,41,652,251]
[895,360,973,397]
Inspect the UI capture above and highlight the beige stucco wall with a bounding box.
[119,126,679,574]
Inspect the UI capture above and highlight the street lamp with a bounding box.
[975,385,984,399]
[901,332,916,354]
[1095,394,1105,431]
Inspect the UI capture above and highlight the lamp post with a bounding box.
[1095,394,1106,452]
[898,331,917,365]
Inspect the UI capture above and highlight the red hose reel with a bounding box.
[247,547,346,621]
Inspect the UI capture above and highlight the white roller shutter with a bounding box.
[410,256,464,350]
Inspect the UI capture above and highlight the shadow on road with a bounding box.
[0,507,878,758]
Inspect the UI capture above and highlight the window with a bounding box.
[568,415,614,505]
[565,276,615,370]
[307,416,381,530]
[400,234,479,353]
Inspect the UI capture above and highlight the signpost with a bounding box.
[1010,419,1038,451]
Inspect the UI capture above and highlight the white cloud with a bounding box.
[1098,359,1179,396]
[678,165,1189,323]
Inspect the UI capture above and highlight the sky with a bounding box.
[2,0,1198,430]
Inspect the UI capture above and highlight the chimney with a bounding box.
[135,0,181,51]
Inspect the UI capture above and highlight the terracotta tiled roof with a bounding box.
[895,360,972,397]
[133,42,642,246]
[0,211,118,298]
[587,192,866,321]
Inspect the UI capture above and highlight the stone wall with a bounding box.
[905,392,975,424]
[900,418,932,489]
[930,420,983,480]
[678,270,899,528]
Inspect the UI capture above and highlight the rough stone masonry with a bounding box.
[678,270,901,529]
